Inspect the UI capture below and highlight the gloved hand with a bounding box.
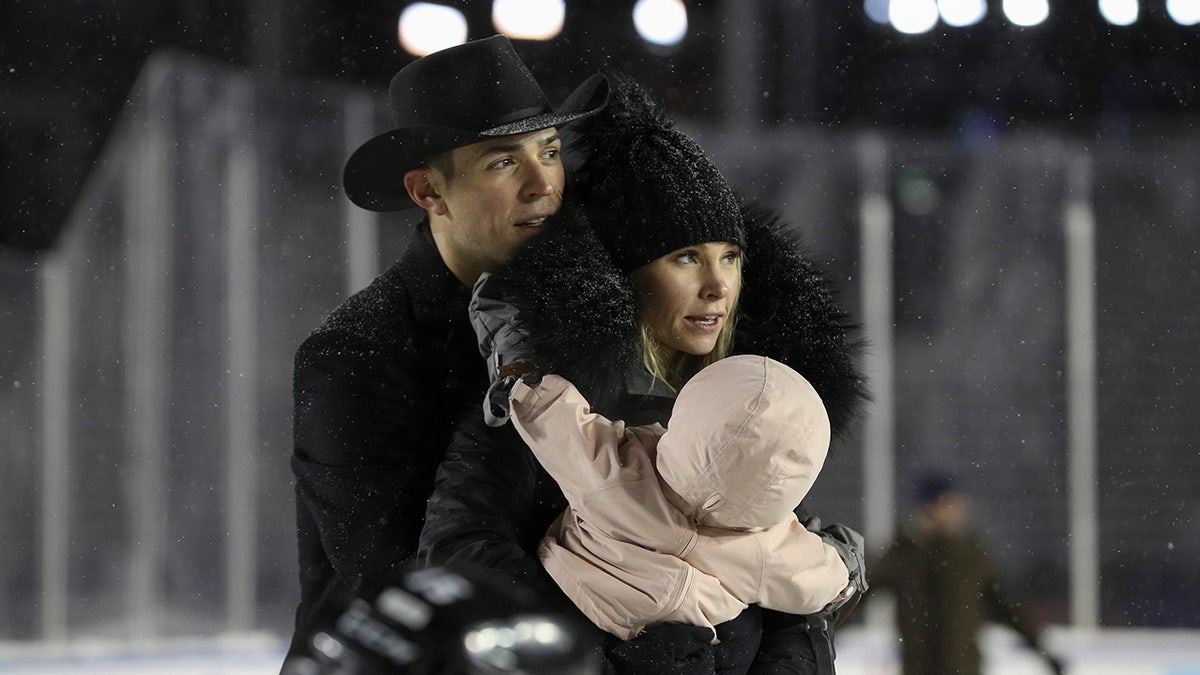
[469,272,542,427]
[604,622,715,674]
[802,517,868,626]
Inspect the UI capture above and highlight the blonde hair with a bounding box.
[639,295,740,392]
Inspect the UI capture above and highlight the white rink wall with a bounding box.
[838,626,1200,675]
[2,628,1199,675]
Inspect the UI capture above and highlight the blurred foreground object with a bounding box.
[282,565,599,674]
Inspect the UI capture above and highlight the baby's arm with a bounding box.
[688,520,849,616]
[510,376,658,493]
[756,520,851,614]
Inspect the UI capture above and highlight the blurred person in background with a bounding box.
[871,470,1064,675]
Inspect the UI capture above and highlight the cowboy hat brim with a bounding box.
[344,72,609,212]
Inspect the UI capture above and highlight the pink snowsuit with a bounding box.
[509,354,849,640]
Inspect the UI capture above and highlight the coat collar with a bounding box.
[400,217,473,327]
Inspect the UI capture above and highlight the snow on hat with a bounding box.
[568,71,744,272]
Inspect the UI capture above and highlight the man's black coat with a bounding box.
[288,220,489,653]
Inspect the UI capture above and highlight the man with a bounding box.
[286,34,607,660]
[871,471,1064,675]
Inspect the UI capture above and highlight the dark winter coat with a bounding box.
[418,202,867,673]
[288,219,489,655]
[871,527,1042,675]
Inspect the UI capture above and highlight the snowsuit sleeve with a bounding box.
[687,519,848,616]
[509,375,656,494]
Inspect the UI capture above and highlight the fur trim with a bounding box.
[733,203,869,437]
[498,202,640,413]
[495,201,868,438]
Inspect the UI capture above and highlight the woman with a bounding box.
[419,72,868,674]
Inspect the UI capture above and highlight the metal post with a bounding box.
[1065,148,1099,628]
[225,77,260,632]
[857,133,896,628]
[344,90,380,292]
[124,71,174,639]
[38,251,71,641]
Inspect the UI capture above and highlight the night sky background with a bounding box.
[3,0,1198,253]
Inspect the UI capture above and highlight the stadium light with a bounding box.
[1099,0,1139,25]
[939,0,988,26]
[493,0,565,40]
[890,0,940,33]
[633,0,689,47]
[864,0,890,24]
[398,3,468,55]
[1166,0,1200,25]
[1003,0,1050,26]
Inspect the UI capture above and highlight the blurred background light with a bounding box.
[865,0,891,24]
[890,0,941,34]
[633,0,689,46]
[1167,0,1200,24]
[1099,0,1139,25]
[864,0,892,23]
[938,0,988,26]
[492,0,565,40]
[1003,0,1050,26]
[398,3,468,55]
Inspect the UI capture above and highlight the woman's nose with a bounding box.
[701,272,729,299]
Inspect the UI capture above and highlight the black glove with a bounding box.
[747,520,867,675]
[802,517,868,625]
[469,272,542,427]
[603,622,715,675]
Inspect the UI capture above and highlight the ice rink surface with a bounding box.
[3,627,1199,675]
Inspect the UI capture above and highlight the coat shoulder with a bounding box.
[734,202,870,436]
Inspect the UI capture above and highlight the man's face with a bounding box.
[429,128,565,282]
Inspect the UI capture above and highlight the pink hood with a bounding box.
[657,355,831,529]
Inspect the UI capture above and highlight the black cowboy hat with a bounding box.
[343,34,609,212]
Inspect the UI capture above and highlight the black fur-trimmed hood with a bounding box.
[494,200,868,437]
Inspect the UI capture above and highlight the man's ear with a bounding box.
[404,168,446,214]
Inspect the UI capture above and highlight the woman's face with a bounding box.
[631,241,742,358]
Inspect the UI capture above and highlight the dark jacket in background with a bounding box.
[872,527,1042,675]
[288,219,487,653]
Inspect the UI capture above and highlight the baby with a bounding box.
[508,354,852,641]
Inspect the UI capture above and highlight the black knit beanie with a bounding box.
[568,71,744,272]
